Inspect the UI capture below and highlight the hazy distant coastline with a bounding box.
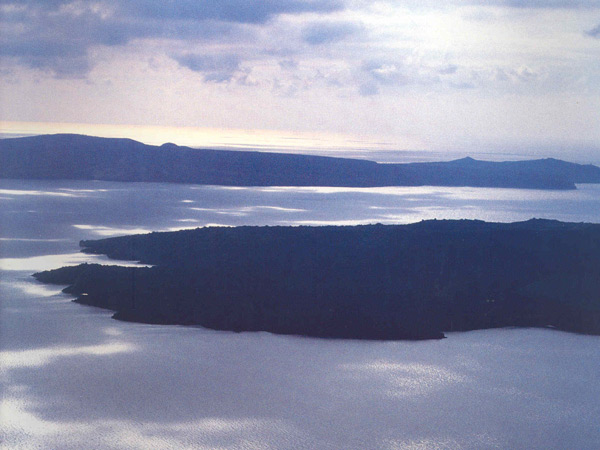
[3,134,600,190]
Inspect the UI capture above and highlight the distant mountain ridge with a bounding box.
[2,133,600,189]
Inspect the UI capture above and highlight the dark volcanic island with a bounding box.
[34,219,600,340]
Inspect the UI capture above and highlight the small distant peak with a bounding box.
[519,218,565,228]
[452,156,478,163]
[160,142,179,149]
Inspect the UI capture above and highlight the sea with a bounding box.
[1,179,599,449]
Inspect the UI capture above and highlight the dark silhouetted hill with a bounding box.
[34,219,600,340]
[3,134,600,189]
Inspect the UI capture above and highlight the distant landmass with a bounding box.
[2,134,600,189]
[34,219,600,340]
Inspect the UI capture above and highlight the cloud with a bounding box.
[122,0,343,23]
[278,59,298,70]
[1,0,597,103]
[492,66,539,84]
[361,60,409,86]
[301,21,362,45]
[0,0,345,77]
[2,0,344,23]
[356,59,429,96]
[586,24,600,38]
[449,81,476,89]
[497,0,600,7]
[174,53,241,82]
[438,65,458,75]
[387,0,600,7]
[355,55,547,96]
[0,3,131,76]
[359,82,379,96]
[358,58,444,94]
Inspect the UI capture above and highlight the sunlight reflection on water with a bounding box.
[2,179,600,449]
[1,342,135,369]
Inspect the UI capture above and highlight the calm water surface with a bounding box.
[1,179,599,449]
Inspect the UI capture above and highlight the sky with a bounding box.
[1,0,600,160]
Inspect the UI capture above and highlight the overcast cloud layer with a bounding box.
[1,0,599,155]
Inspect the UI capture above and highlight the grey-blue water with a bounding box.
[1,179,600,449]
